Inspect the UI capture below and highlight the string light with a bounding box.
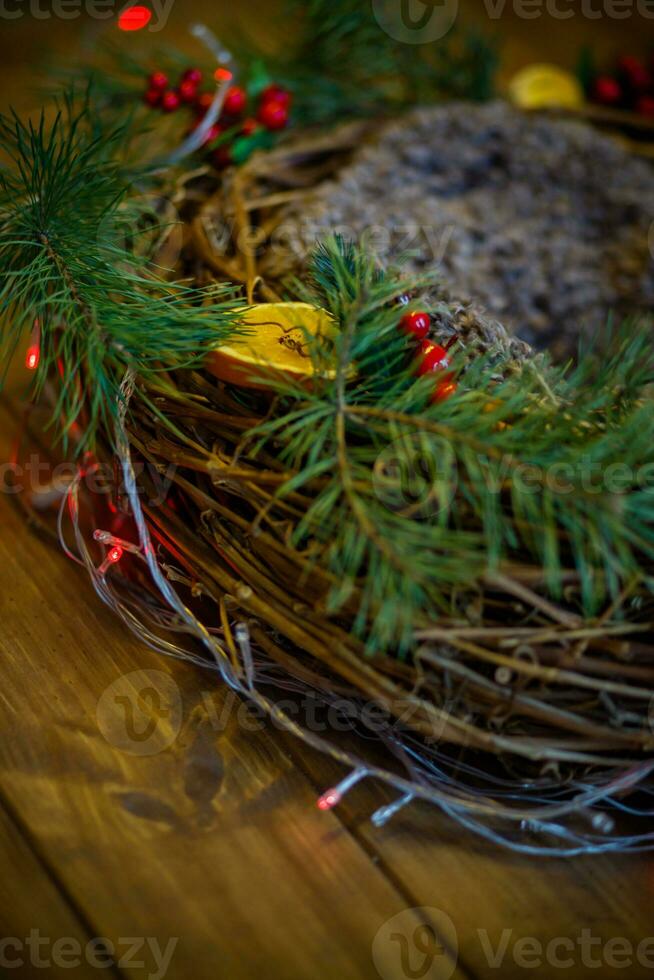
[59,371,654,856]
[118,5,152,30]
[25,344,40,371]
[25,318,40,370]
[93,529,142,556]
[371,793,414,827]
[316,768,368,811]
[317,788,341,811]
[107,545,124,564]
[214,67,233,82]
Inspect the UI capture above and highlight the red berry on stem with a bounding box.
[148,71,168,91]
[257,100,289,131]
[431,377,457,404]
[178,79,198,103]
[416,340,450,377]
[161,90,181,112]
[592,75,622,106]
[260,84,292,108]
[182,67,203,86]
[241,117,258,136]
[617,55,650,92]
[400,310,431,339]
[144,88,161,107]
[223,86,247,116]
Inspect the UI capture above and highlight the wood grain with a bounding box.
[0,403,468,980]
[2,7,654,978]
[287,747,654,980]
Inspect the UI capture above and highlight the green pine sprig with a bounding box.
[0,89,241,451]
[250,237,654,650]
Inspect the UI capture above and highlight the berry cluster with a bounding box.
[143,67,292,169]
[399,310,457,404]
[590,55,654,118]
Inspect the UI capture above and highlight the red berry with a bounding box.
[430,378,457,404]
[143,88,161,108]
[636,95,654,117]
[257,99,289,131]
[416,340,449,377]
[400,310,431,339]
[161,90,181,113]
[260,84,292,108]
[223,86,247,116]
[212,146,232,169]
[592,75,622,106]
[618,55,650,92]
[195,92,214,115]
[241,117,258,136]
[178,79,198,103]
[182,67,203,86]
[148,71,168,91]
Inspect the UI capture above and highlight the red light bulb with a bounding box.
[25,344,40,371]
[107,545,124,564]
[317,788,341,811]
[118,5,152,31]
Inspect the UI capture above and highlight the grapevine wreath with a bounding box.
[2,4,654,855]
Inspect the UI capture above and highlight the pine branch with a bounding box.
[251,238,654,650]
[0,90,241,451]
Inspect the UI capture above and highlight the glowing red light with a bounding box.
[118,5,152,31]
[317,789,341,811]
[214,68,233,82]
[107,545,124,564]
[25,344,40,371]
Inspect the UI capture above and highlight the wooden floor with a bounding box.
[1,4,654,979]
[2,399,654,979]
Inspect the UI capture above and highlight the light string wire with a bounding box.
[164,24,235,166]
[50,21,654,850]
[56,367,654,856]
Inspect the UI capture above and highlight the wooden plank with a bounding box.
[0,801,122,979]
[286,745,654,980]
[0,400,469,980]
